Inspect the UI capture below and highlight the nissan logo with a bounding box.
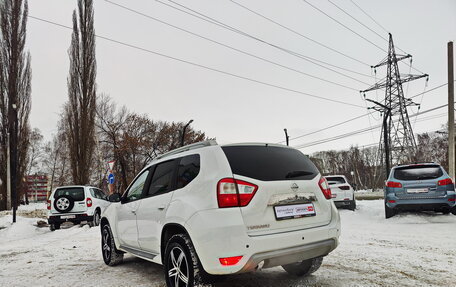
[291,183,299,191]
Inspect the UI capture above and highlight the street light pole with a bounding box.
[181,119,194,147]
[283,128,289,146]
[8,100,18,223]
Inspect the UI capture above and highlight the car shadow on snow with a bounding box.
[110,256,328,287]
[209,268,330,287]
[392,210,455,224]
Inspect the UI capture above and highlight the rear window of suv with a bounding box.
[54,187,85,201]
[325,177,346,185]
[221,145,318,181]
[394,165,443,181]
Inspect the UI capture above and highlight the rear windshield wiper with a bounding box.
[285,170,314,178]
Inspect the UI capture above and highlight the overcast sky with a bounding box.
[26,0,456,154]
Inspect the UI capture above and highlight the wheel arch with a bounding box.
[161,223,191,262]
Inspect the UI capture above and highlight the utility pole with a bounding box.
[448,41,454,179]
[362,34,428,177]
[284,128,289,146]
[366,99,391,178]
[6,132,11,210]
[10,103,18,223]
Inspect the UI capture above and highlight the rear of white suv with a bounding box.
[47,185,110,230]
[100,142,340,287]
[325,175,356,211]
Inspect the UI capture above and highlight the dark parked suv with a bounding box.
[384,163,456,218]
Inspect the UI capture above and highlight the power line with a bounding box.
[27,14,365,108]
[349,0,389,34]
[104,0,363,91]
[327,0,388,43]
[277,113,369,144]
[348,0,426,75]
[229,0,374,71]
[296,112,447,149]
[157,0,374,81]
[294,104,449,149]
[302,0,387,53]
[277,82,450,144]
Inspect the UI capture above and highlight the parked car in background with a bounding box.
[100,141,340,287]
[325,175,356,211]
[384,163,456,218]
[47,185,111,230]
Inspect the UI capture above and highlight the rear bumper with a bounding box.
[334,200,354,207]
[238,238,336,273]
[48,214,93,224]
[185,203,340,275]
[385,192,456,210]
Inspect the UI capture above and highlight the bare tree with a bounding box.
[96,95,207,193]
[42,120,71,192]
[26,128,43,175]
[0,0,32,211]
[65,0,97,185]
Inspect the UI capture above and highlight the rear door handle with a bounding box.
[158,205,166,210]
[131,210,136,214]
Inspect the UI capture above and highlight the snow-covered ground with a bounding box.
[0,200,455,287]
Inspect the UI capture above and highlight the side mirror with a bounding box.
[108,193,121,202]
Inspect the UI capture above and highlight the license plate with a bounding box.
[274,203,316,220]
[61,215,76,219]
[407,188,429,193]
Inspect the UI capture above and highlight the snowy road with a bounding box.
[0,200,455,287]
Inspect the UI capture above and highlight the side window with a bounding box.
[125,169,150,202]
[96,189,107,200]
[147,160,176,197]
[90,188,97,198]
[176,154,200,189]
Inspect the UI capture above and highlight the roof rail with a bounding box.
[155,140,218,160]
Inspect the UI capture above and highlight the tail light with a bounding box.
[388,200,396,203]
[217,178,258,208]
[438,178,453,186]
[448,198,455,202]
[219,256,243,266]
[47,200,51,210]
[338,185,350,190]
[386,181,402,188]
[318,177,332,199]
[86,198,93,207]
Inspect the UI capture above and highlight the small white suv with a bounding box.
[101,141,340,287]
[325,175,356,211]
[47,185,111,231]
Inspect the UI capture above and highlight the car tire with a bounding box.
[282,256,323,277]
[49,223,60,231]
[90,210,101,227]
[164,233,206,287]
[349,200,356,211]
[53,195,74,213]
[101,224,124,266]
[385,203,396,219]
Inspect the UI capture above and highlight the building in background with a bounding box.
[25,174,49,202]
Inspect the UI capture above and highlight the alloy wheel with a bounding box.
[102,227,111,261]
[56,197,70,210]
[167,246,189,287]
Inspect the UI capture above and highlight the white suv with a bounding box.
[47,185,111,231]
[325,175,356,211]
[101,141,340,286]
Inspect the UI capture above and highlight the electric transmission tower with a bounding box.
[362,33,428,177]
